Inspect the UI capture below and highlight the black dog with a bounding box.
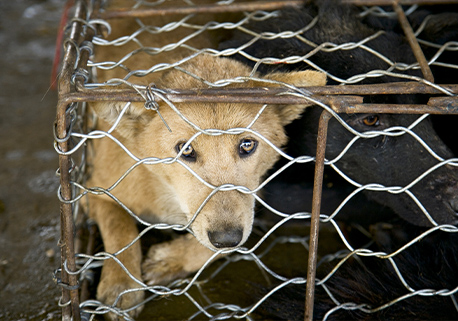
[220,1,458,319]
[220,0,458,227]
[254,223,458,320]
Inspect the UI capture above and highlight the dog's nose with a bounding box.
[208,228,243,248]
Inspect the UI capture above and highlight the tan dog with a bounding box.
[86,1,325,319]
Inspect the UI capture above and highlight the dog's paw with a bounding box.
[97,275,145,320]
[142,242,191,285]
[142,235,217,286]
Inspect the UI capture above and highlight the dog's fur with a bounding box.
[86,1,325,318]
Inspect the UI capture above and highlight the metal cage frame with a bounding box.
[55,1,458,320]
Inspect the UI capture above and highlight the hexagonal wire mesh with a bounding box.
[54,0,458,320]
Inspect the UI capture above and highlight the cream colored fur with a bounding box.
[87,1,325,319]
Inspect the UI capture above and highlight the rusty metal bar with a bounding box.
[56,100,82,321]
[428,97,458,108]
[304,110,332,321]
[64,89,364,107]
[56,0,88,320]
[59,1,84,95]
[60,84,458,114]
[56,113,72,321]
[97,0,305,19]
[393,1,435,83]
[74,34,95,91]
[72,82,458,99]
[343,101,458,114]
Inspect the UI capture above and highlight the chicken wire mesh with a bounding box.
[54,0,458,320]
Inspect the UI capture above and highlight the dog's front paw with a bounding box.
[142,241,191,286]
[97,273,145,320]
[142,235,217,286]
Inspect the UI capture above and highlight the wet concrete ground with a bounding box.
[0,0,63,319]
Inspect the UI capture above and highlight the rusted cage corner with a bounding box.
[54,0,458,320]
[55,1,89,320]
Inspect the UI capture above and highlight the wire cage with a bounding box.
[54,0,458,320]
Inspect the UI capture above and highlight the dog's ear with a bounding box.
[90,101,153,139]
[266,70,326,126]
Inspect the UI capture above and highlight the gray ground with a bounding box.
[0,0,63,319]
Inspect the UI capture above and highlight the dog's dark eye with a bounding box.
[362,115,380,126]
[239,139,258,158]
[176,142,196,161]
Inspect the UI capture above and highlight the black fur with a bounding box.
[254,224,458,320]
[221,0,458,227]
[221,1,458,319]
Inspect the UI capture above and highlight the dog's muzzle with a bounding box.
[208,228,243,248]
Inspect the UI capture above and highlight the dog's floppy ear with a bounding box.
[90,101,153,139]
[266,70,326,126]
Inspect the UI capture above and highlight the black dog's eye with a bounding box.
[239,139,258,158]
[176,142,196,161]
[362,115,380,126]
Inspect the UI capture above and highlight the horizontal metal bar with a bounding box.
[72,82,458,97]
[61,89,363,105]
[97,0,305,19]
[59,88,458,114]
[428,97,458,109]
[347,102,458,114]
[159,83,458,98]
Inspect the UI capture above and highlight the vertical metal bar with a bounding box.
[56,0,88,320]
[393,1,435,83]
[56,106,72,321]
[56,102,81,321]
[304,110,332,321]
[59,0,86,95]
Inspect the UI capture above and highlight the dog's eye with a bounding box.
[176,142,196,161]
[239,139,258,158]
[362,115,380,126]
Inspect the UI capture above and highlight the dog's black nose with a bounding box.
[208,228,243,248]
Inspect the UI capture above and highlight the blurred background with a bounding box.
[0,0,63,319]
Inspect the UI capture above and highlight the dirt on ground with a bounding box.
[0,0,63,319]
